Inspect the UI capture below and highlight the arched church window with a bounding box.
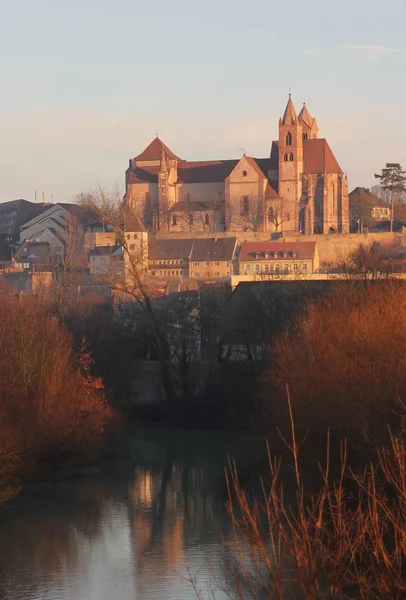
[172,215,177,226]
[286,132,293,146]
[242,196,249,214]
[283,153,288,162]
[289,153,294,161]
[204,213,210,225]
[329,182,335,215]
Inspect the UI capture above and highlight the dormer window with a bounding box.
[286,132,293,146]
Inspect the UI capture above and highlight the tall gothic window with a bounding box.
[286,132,293,146]
[283,153,288,162]
[329,182,335,215]
[289,153,294,161]
[242,196,249,214]
[172,215,177,226]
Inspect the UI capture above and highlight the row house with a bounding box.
[239,241,319,276]
[149,237,238,279]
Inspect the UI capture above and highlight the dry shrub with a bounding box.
[268,281,406,443]
[0,296,115,500]
[223,393,406,600]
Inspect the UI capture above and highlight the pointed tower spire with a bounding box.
[298,103,313,128]
[281,94,298,125]
[298,102,319,139]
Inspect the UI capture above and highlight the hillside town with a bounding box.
[1,96,406,297]
[2,0,406,596]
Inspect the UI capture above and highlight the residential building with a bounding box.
[189,238,237,279]
[372,206,390,221]
[89,246,123,277]
[0,199,50,258]
[148,239,194,278]
[239,241,319,276]
[19,203,95,266]
[124,95,349,235]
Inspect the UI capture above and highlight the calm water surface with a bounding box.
[0,427,268,600]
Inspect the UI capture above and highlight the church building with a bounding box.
[124,96,349,235]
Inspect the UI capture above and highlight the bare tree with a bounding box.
[76,183,122,232]
[228,195,265,232]
[267,198,291,232]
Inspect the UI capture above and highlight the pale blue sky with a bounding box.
[0,0,405,203]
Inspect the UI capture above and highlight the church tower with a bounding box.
[278,95,303,229]
[298,103,318,139]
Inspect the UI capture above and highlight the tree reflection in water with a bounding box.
[0,428,266,600]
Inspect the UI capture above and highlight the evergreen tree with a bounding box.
[374,163,406,232]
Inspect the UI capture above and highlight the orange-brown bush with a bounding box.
[267,281,406,444]
[0,296,115,502]
[223,398,406,600]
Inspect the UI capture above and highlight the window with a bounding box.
[194,273,199,278]
[172,215,177,226]
[215,272,220,277]
[193,262,199,267]
[126,234,130,240]
[284,264,290,273]
[303,133,308,140]
[264,265,269,273]
[215,261,220,266]
[294,263,298,272]
[302,263,308,271]
[204,214,210,226]
[283,153,288,162]
[255,264,260,273]
[129,244,135,251]
[286,132,292,146]
[289,153,294,161]
[245,264,251,273]
[242,196,249,214]
[225,261,230,266]
[205,261,209,267]
[242,170,247,177]
[275,264,280,272]
[189,214,194,225]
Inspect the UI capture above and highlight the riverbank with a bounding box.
[0,296,117,505]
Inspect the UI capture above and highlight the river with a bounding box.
[0,426,269,600]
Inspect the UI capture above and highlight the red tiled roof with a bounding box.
[303,139,343,174]
[269,139,343,175]
[177,160,238,183]
[127,166,159,184]
[349,187,381,204]
[190,237,237,261]
[135,137,181,161]
[265,182,280,199]
[240,241,317,262]
[149,239,195,260]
